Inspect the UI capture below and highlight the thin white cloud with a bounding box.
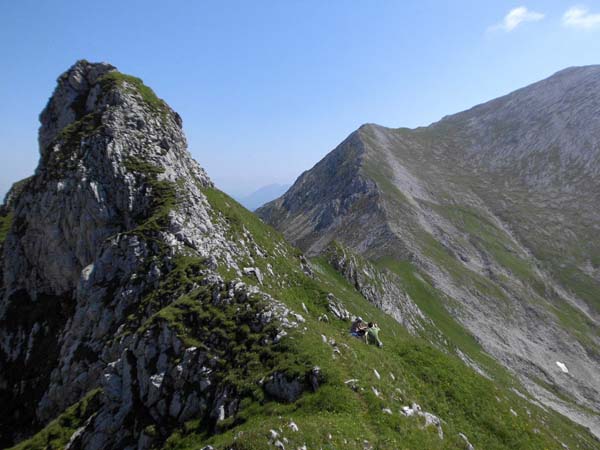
[562,6,600,29]
[489,6,545,32]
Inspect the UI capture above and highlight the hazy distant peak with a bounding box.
[237,183,291,211]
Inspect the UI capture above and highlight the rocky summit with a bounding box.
[0,60,302,448]
[0,61,599,450]
[258,66,600,437]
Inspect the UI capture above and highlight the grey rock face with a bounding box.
[0,61,300,448]
[38,60,116,152]
[257,131,399,258]
[258,66,600,436]
[264,372,305,403]
[323,242,429,335]
[326,293,351,321]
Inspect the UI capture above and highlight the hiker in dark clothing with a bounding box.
[367,322,383,348]
[350,316,368,339]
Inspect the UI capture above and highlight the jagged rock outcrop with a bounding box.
[257,131,406,259]
[323,242,428,335]
[0,60,304,448]
[258,66,600,436]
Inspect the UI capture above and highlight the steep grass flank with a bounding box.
[14,189,599,450]
[10,390,101,450]
[0,212,13,245]
[159,189,597,449]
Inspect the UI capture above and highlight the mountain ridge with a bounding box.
[258,64,600,437]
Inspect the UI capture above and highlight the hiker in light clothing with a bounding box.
[367,322,383,348]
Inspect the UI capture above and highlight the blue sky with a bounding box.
[1,1,599,199]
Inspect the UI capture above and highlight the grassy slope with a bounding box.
[424,203,600,364]
[0,212,13,245]
[10,390,101,450]
[375,257,516,384]
[162,189,597,449]
[416,119,600,316]
[12,188,598,450]
[362,139,599,411]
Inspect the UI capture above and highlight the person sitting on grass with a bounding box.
[350,316,368,339]
[367,322,383,348]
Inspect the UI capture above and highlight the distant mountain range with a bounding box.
[258,65,600,436]
[235,183,291,211]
